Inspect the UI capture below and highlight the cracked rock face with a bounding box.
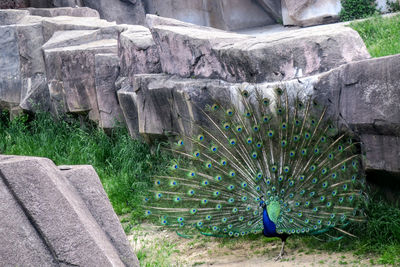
[147,15,370,83]
[0,155,139,266]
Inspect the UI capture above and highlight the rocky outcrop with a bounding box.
[148,15,370,83]
[82,0,146,25]
[0,155,139,266]
[281,0,342,26]
[145,0,276,31]
[27,7,99,18]
[118,25,161,79]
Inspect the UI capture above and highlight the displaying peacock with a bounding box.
[144,86,367,259]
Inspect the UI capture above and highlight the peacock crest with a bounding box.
[144,85,367,244]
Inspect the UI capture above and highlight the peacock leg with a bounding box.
[274,241,286,261]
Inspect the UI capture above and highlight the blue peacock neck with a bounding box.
[262,200,281,237]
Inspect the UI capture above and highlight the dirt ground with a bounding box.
[127,224,381,267]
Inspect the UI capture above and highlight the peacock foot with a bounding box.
[274,250,286,261]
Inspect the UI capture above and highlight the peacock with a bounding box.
[144,86,367,259]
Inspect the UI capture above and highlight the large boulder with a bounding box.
[148,15,370,83]
[118,25,161,79]
[0,21,48,112]
[145,0,276,31]
[0,155,139,266]
[256,0,282,22]
[82,0,146,25]
[26,7,99,18]
[282,0,342,26]
[42,28,118,124]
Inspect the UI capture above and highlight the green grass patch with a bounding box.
[0,111,170,222]
[349,14,400,57]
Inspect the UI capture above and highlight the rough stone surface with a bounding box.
[0,22,48,112]
[0,155,139,266]
[119,25,161,78]
[95,53,124,129]
[82,0,146,25]
[43,29,118,122]
[149,16,370,83]
[145,0,275,31]
[0,0,29,9]
[0,9,30,25]
[117,77,140,139]
[256,0,282,22]
[27,7,99,18]
[282,0,341,26]
[313,54,400,176]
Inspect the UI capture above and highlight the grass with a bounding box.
[0,111,170,222]
[2,112,400,265]
[349,14,400,57]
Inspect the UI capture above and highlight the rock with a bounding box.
[117,77,140,139]
[118,25,161,79]
[82,0,146,25]
[0,9,30,25]
[0,22,48,113]
[43,29,118,122]
[148,16,370,83]
[27,7,99,18]
[145,0,276,31]
[314,54,400,177]
[19,74,51,112]
[281,0,341,26]
[0,0,29,9]
[0,155,139,266]
[255,0,282,22]
[95,53,124,129]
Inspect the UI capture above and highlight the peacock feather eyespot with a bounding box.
[201,199,208,205]
[177,139,184,146]
[190,208,197,214]
[216,204,222,210]
[205,162,212,169]
[144,197,149,202]
[338,145,344,152]
[322,182,328,188]
[193,151,200,158]
[210,145,218,153]
[276,87,283,95]
[241,182,248,188]
[266,179,271,185]
[282,122,287,130]
[304,219,310,224]
[253,125,260,132]
[223,122,231,130]
[339,197,344,203]
[309,191,315,197]
[220,159,227,166]
[241,90,249,97]
[310,165,316,171]
[263,115,270,123]
[300,190,305,195]
[332,190,337,196]
[174,196,181,202]
[228,231,234,236]
[247,137,253,144]
[328,153,334,160]
[161,219,168,225]
[145,210,151,216]
[320,196,325,202]
[289,150,296,157]
[321,168,328,175]
[304,132,311,139]
[271,165,278,172]
[246,205,252,211]
[277,107,284,115]
[155,192,162,199]
[187,189,195,196]
[236,125,243,132]
[343,184,348,191]
[295,202,301,207]
[205,215,212,221]
[314,147,320,154]
[202,180,209,186]
[229,138,237,146]
[229,171,236,177]
[313,207,319,212]
[304,201,310,207]
[244,110,252,117]
[278,175,284,182]
[213,226,219,232]
[312,178,318,184]
[197,134,205,142]
[215,175,222,182]
[232,207,238,213]
[280,189,285,194]
[155,180,161,186]
[234,232,240,237]
[253,210,259,216]
[281,140,287,147]
[267,130,274,137]
[251,152,258,159]
[228,198,235,203]
[213,191,220,197]
[211,104,219,111]
[256,142,262,148]
[197,221,204,227]
[170,180,178,187]
[289,193,294,198]
[341,164,346,171]
[299,175,305,181]
[289,180,295,187]
[255,185,261,191]
[239,216,244,221]
[271,186,276,192]
[227,184,235,191]
[263,98,270,106]
[331,172,337,179]
[301,149,307,156]
[284,166,290,173]
[226,109,234,116]
[188,171,196,177]
[293,135,300,142]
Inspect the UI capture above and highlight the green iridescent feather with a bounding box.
[144,86,367,238]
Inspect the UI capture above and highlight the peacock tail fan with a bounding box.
[144,85,367,239]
